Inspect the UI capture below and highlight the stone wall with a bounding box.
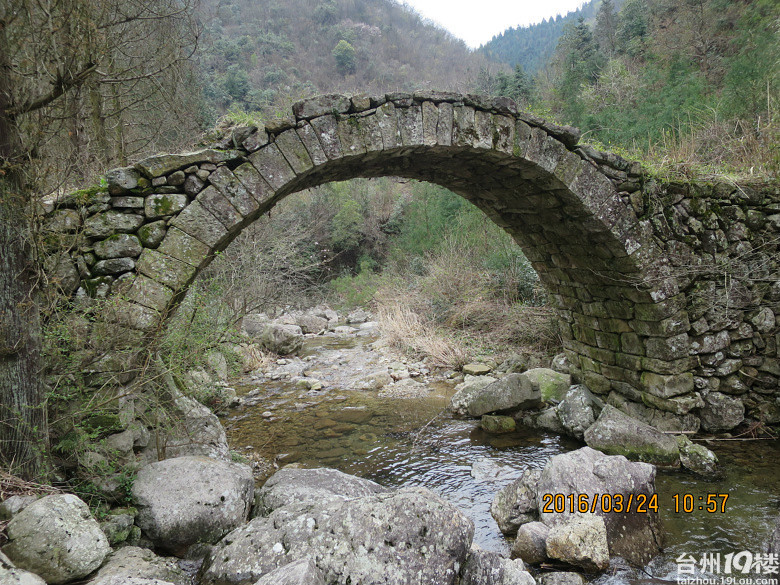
[42,92,780,433]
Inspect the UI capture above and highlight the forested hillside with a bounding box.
[197,0,500,121]
[480,0,606,74]
[483,0,779,174]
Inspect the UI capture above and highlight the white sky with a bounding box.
[401,0,588,48]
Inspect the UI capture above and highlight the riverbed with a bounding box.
[225,330,780,582]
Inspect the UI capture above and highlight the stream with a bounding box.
[225,330,780,583]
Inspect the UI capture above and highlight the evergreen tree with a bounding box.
[595,0,618,56]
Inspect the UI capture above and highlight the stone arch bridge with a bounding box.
[46,92,780,433]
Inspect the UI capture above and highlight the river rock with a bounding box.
[200,484,474,585]
[132,456,254,556]
[545,515,609,572]
[0,565,46,585]
[769,517,779,554]
[0,496,38,520]
[524,368,571,402]
[451,373,540,417]
[481,415,516,434]
[242,313,270,336]
[297,313,328,334]
[511,521,549,564]
[491,468,541,535]
[699,391,745,431]
[537,447,663,566]
[2,494,110,585]
[259,323,304,354]
[538,572,586,585]
[450,375,497,413]
[86,547,189,585]
[584,405,681,467]
[253,467,389,516]
[253,559,326,585]
[557,385,602,439]
[676,435,719,476]
[460,548,534,585]
[346,309,370,323]
[463,363,492,376]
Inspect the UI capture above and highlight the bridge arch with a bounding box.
[90,92,685,410]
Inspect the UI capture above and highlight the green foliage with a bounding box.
[332,39,357,75]
[330,188,363,252]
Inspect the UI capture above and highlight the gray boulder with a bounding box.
[524,368,571,402]
[297,313,328,334]
[0,566,46,585]
[584,405,681,468]
[2,494,110,585]
[132,456,254,556]
[490,469,541,535]
[557,385,602,439]
[511,521,549,565]
[86,547,189,585]
[259,323,304,355]
[450,376,497,413]
[242,313,270,336]
[769,517,779,554]
[200,479,474,585]
[545,515,609,572]
[94,234,143,259]
[451,373,540,417]
[0,496,38,521]
[460,548,534,585]
[253,559,326,585]
[699,392,745,431]
[346,309,370,323]
[537,447,663,566]
[253,466,389,516]
[676,435,719,476]
[538,572,585,585]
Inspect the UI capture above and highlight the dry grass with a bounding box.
[0,469,60,502]
[377,301,469,369]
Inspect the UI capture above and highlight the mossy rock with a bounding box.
[524,368,571,403]
[480,415,516,434]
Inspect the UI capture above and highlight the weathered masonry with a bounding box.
[44,92,780,433]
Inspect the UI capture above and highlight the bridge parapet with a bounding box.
[42,92,780,432]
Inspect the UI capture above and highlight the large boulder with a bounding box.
[259,323,304,355]
[545,515,609,572]
[200,468,474,585]
[0,553,46,585]
[254,559,326,585]
[451,373,540,417]
[296,313,328,334]
[557,385,602,439]
[490,469,541,535]
[699,392,745,432]
[676,435,719,476]
[1,494,110,585]
[459,548,535,585]
[132,456,254,556]
[584,405,681,468]
[253,466,389,516]
[524,368,571,402]
[511,522,549,565]
[86,547,189,585]
[536,447,663,566]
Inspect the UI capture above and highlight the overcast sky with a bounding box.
[401,0,588,48]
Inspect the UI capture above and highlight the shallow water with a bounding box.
[226,333,780,580]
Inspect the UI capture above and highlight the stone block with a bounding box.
[292,94,351,119]
[421,101,438,146]
[248,143,297,190]
[336,116,367,156]
[452,105,476,147]
[640,372,695,399]
[232,162,274,208]
[582,371,612,395]
[474,110,493,150]
[136,248,196,291]
[296,124,329,166]
[376,103,401,149]
[112,299,162,332]
[136,150,236,178]
[491,114,515,155]
[157,227,211,268]
[93,257,135,276]
[436,102,454,146]
[126,275,175,313]
[83,211,144,238]
[144,193,188,219]
[398,105,423,146]
[275,129,315,175]
[94,234,143,259]
[644,333,690,361]
[196,185,243,230]
[641,392,703,415]
[137,220,167,249]
[208,166,260,218]
[641,356,695,375]
[111,196,144,209]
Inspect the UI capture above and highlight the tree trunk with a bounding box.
[0,20,47,480]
